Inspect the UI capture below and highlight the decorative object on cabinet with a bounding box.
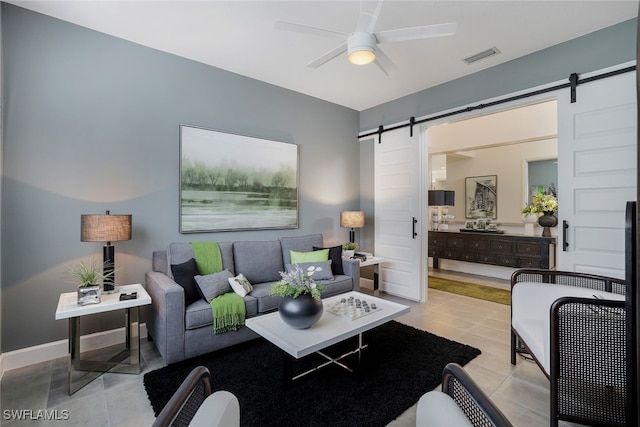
[428,231,555,269]
[465,175,497,220]
[81,210,131,294]
[340,211,365,243]
[180,124,298,233]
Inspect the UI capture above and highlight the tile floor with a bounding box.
[0,270,581,426]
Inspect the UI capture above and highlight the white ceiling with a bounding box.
[8,0,638,111]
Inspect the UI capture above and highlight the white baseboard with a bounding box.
[0,324,147,375]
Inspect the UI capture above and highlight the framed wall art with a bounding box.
[180,125,299,233]
[465,175,497,219]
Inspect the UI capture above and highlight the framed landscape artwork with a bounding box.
[180,125,299,233]
[465,175,497,219]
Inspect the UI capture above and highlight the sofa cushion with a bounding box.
[233,240,283,284]
[167,242,235,279]
[318,275,353,298]
[171,258,202,306]
[228,273,253,297]
[249,282,283,313]
[511,281,625,375]
[280,234,323,264]
[286,261,334,281]
[314,245,344,276]
[195,269,234,302]
[290,249,329,264]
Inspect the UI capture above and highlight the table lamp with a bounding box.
[81,210,132,294]
[428,190,455,230]
[340,211,365,243]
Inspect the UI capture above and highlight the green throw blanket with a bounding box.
[210,292,246,334]
[191,241,245,334]
[191,241,223,275]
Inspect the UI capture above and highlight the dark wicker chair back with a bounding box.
[511,269,630,426]
[441,363,512,427]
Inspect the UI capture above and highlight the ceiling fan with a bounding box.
[275,0,456,75]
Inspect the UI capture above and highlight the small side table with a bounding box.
[55,283,151,395]
[358,257,385,296]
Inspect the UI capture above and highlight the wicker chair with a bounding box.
[511,269,628,426]
[152,366,239,427]
[417,363,512,427]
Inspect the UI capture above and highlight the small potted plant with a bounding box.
[342,242,359,259]
[270,265,325,329]
[65,259,115,306]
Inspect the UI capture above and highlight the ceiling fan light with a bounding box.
[347,32,377,65]
[348,49,376,65]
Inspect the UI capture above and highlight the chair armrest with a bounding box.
[441,363,513,427]
[145,271,186,364]
[152,366,212,427]
[341,258,360,291]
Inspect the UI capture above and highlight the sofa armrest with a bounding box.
[145,271,186,364]
[341,258,360,291]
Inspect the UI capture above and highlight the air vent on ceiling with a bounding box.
[462,47,501,65]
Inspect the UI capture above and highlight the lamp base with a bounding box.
[102,286,120,295]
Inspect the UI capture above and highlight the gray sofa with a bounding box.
[145,234,360,364]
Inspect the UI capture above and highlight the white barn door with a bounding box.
[374,129,425,301]
[557,69,637,278]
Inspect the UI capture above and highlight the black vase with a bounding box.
[538,211,558,237]
[279,294,323,329]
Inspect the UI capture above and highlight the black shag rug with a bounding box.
[144,321,481,427]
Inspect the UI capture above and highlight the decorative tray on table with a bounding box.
[459,229,505,234]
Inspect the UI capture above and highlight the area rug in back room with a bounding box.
[144,321,481,427]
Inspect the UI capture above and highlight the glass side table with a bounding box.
[55,283,151,395]
[358,257,385,296]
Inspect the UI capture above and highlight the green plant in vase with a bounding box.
[342,241,358,258]
[65,258,116,305]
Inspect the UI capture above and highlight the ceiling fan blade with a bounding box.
[374,46,398,76]
[307,43,348,68]
[274,21,346,40]
[375,22,457,44]
[355,0,384,33]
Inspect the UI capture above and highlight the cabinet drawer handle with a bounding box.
[498,245,503,249]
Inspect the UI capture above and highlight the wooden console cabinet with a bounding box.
[429,231,556,269]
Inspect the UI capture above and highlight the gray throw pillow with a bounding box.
[285,261,334,281]
[194,269,234,302]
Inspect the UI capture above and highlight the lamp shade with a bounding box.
[340,211,365,228]
[81,212,132,243]
[428,190,455,206]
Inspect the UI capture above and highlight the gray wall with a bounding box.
[1,4,360,352]
[358,18,637,251]
[360,18,637,132]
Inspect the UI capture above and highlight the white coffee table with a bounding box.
[55,283,151,394]
[245,291,409,381]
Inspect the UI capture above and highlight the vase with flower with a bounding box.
[269,265,326,329]
[530,193,558,237]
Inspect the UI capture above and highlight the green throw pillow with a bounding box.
[290,249,329,264]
